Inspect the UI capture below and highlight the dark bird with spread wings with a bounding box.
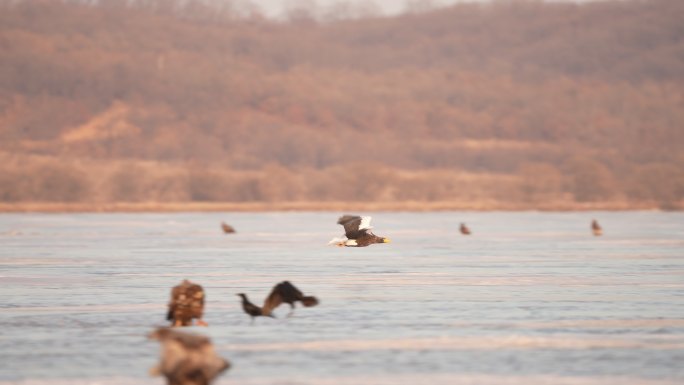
[329,215,391,247]
[167,280,208,327]
[591,219,603,236]
[460,223,471,235]
[237,281,318,322]
[149,327,230,385]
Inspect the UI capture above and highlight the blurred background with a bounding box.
[1,0,682,209]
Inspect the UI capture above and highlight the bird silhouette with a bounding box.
[236,293,271,324]
[237,281,318,323]
[591,219,603,236]
[460,223,471,235]
[329,215,390,247]
[221,222,235,234]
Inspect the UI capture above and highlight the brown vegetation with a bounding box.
[1,0,683,210]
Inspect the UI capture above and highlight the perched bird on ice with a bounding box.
[459,223,471,235]
[329,215,390,247]
[220,222,235,234]
[149,327,230,385]
[167,280,208,327]
[237,281,318,322]
[591,219,603,236]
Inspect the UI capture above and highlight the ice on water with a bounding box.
[1,212,683,384]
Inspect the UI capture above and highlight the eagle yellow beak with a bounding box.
[383,238,391,243]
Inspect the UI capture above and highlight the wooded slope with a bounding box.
[1,0,682,207]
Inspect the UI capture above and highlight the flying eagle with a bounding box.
[149,327,230,385]
[591,219,603,236]
[237,281,318,322]
[329,215,390,247]
[167,280,208,327]
[221,222,235,234]
[460,223,471,235]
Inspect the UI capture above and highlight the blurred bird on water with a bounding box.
[167,280,207,327]
[149,327,230,385]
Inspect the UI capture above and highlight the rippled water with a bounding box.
[1,212,683,385]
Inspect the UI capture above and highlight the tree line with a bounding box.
[0,0,682,208]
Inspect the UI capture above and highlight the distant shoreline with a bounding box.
[0,201,674,213]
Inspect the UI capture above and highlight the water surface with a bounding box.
[1,212,683,384]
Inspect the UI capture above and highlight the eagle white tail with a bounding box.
[328,237,347,246]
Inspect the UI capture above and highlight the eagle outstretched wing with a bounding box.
[337,215,373,239]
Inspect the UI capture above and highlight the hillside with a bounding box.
[1,0,683,209]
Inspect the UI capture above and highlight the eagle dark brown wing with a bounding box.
[337,215,372,239]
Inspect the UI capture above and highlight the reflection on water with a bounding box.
[1,212,683,385]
